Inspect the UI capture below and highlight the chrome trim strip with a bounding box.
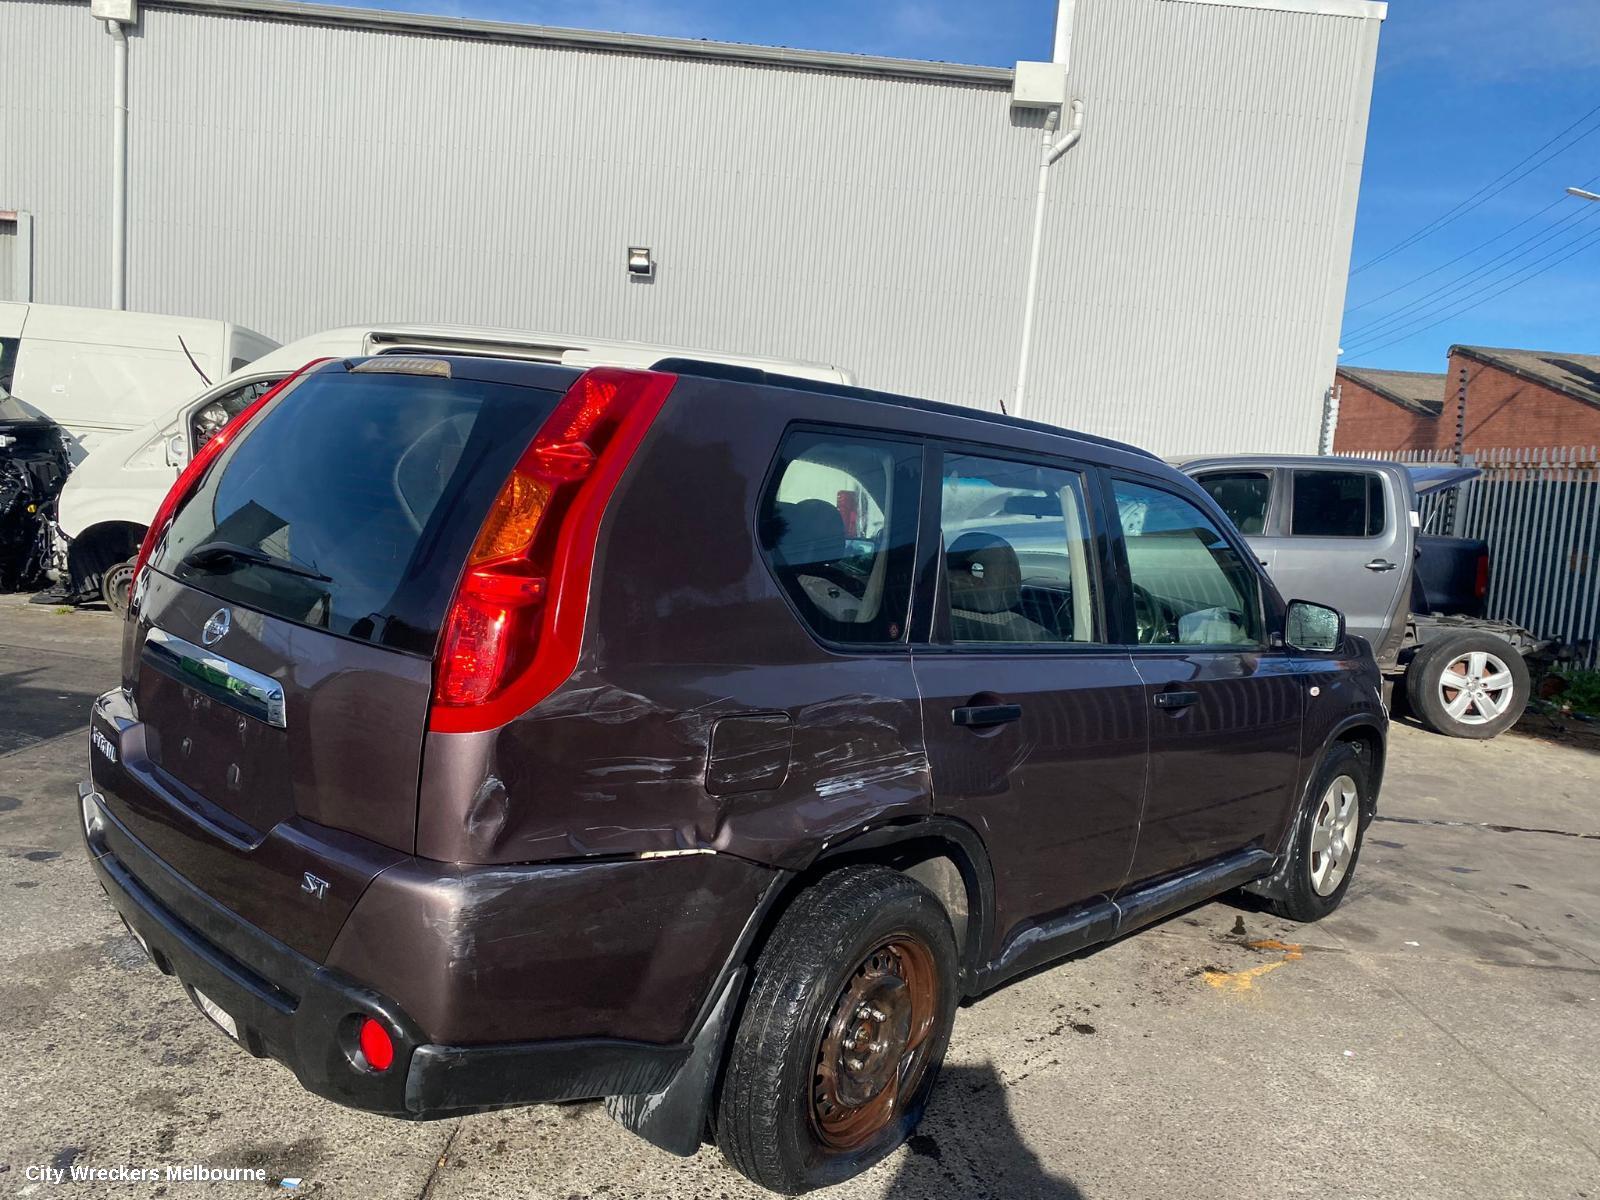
[143,627,287,728]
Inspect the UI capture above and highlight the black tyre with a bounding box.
[1405,632,1528,740]
[1267,741,1370,923]
[101,556,136,614]
[716,867,958,1195]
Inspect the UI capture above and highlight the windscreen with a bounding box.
[151,366,563,655]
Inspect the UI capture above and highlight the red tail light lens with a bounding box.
[430,368,676,733]
[129,360,330,603]
[357,1017,395,1072]
[1475,550,1490,601]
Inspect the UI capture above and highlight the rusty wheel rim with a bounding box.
[810,935,940,1152]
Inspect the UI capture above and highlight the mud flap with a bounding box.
[606,967,746,1156]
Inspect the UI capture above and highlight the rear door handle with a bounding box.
[1154,690,1199,710]
[952,703,1023,728]
[1364,559,1398,572]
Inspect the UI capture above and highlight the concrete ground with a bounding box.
[1,594,1596,1199]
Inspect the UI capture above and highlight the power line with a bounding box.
[1350,101,1600,276]
[1342,201,1600,343]
[1343,219,1600,354]
[1343,171,1600,316]
[1343,222,1600,360]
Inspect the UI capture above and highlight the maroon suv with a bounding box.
[82,355,1385,1193]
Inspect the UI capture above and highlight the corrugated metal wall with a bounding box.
[0,0,109,305]
[1033,0,1379,452]
[0,0,1380,456]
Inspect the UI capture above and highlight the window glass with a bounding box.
[154,369,563,653]
[1114,479,1263,647]
[940,454,1101,644]
[1197,471,1271,535]
[191,378,282,450]
[759,431,920,644]
[1291,470,1386,537]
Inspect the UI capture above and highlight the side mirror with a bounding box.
[1284,599,1345,653]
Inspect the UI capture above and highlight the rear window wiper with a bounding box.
[179,540,332,583]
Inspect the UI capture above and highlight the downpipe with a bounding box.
[1012,98,1085,417]
[107,19,129,311]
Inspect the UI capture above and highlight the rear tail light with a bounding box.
[128,360,330,603]
[430,368,676,733]
[1475,550,1490,601]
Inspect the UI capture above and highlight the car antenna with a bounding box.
[177,335,212,386]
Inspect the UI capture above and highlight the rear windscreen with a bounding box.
[152,367,563,655]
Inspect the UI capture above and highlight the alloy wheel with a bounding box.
[1436,649,1516,726]
[1310,773,1360,897]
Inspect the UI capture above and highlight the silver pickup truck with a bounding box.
[1182,455,1541,740]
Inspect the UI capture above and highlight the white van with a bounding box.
[57,323,854,607]
[0,303,278,458]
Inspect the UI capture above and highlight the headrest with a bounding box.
[946,531,1021,614]
[776,498,846,570]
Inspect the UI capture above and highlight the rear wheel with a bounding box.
[1405,632,1528,739]
[716,867,958,1194]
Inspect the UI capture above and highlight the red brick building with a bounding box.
[1333,345,1600,454]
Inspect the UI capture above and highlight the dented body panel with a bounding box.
[324,852,781,1045]
[416,384,934,870]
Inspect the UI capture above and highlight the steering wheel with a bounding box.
[1132,584,1178,645]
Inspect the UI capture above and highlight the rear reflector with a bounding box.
[429,368,676,733]
[1475,550,1490,601]
[129,359,330,605]
[358,1017,395,1072]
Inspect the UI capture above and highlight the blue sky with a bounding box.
[330,0,1599,374]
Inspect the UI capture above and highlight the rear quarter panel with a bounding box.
[415,378,932,870]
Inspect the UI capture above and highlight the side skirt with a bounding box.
[974,847,1276,994]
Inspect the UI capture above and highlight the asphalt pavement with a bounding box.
[1,595,1596,1199]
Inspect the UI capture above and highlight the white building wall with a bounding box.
[1030,0,1380,452]
[0,0,1382,456]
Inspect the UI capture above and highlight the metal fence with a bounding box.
[1340,446,1600,668]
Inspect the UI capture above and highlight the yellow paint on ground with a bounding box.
[1203,939,1304,993]
[1245,938,1303,960]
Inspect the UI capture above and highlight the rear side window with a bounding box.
[153,367,564,654]
[1291,470,1386,537]
[759,430,921,645]
[1113,479,1263,647]
[939,453,1102,644]
[1197,471,1271,535]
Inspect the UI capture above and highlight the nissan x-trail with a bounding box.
[82,355,1385,1193]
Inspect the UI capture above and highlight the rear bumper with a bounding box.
[80,784,695,1118]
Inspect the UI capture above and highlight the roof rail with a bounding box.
[652,358,1160,462]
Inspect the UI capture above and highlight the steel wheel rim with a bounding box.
[810,935,939,1152]
[1309,774,1360,896]
[104,562,135,612]
[1436,649,1515,726]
